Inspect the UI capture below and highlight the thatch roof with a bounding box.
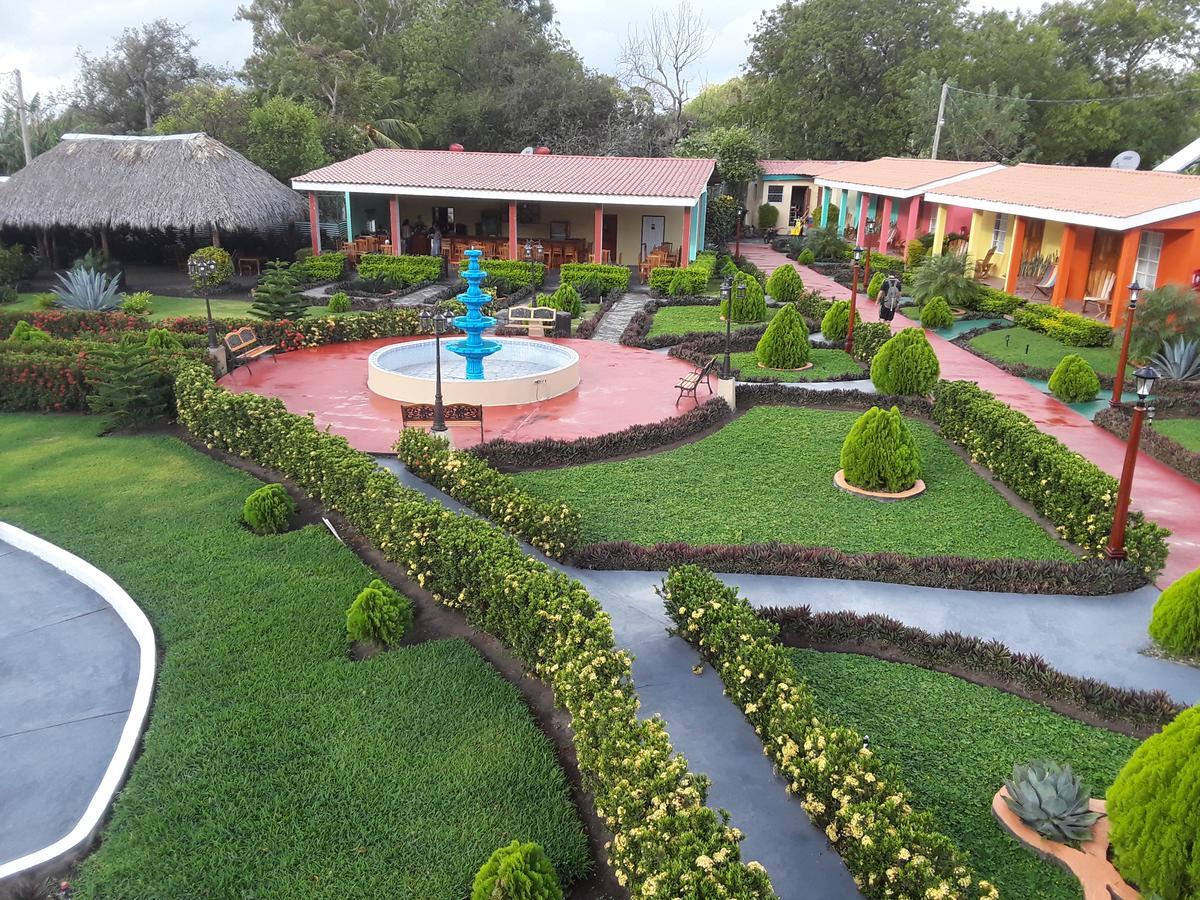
[0,133,307,232]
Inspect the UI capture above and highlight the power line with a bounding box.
[946,83,1200,105]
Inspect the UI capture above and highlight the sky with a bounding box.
[0,0,1041,103]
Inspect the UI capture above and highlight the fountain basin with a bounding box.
[368,337,581,406]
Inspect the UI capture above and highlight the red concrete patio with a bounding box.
[219,336,698,454]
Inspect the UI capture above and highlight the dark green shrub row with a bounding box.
[358,253,444,285]
[296,252,347,283]
[972,286,1027,316]
[395,428,582,558]
[173,363,773,898]
[1094,407,1200,484]
[462,257,546,289]
[1013,304,1113,347]
[1,309,153,340]
[559,263,630,295]
[649,251,717,295]
[757,605,1182,733]
[932,380,1168,575]
[661,566,997,900]
[163,308,422,351]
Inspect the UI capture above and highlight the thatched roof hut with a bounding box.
[0,133,306,238]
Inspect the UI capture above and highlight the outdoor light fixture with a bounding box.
[846,247,864,353]
[1110,281,1145,407]
[187,256,220,353]
[1128,281,1142,306]
[1134,365,1158,401]
[720,276,734,378]
[734,205,749,258]
[1106,364,1159,559]
[852,246,864,264]
[419,305,457,433]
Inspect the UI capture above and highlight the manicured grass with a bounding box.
[646,304,778,339]
[791,649,1138,900]
[1154,417,1200,452]
[571,302,602,335]
[969,326,1121,376]
[8,292,336,321]
[513,406,1071,560]
[0,414,589,898]
[730,348,863,382]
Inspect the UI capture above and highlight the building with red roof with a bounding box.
[747,160,852,232]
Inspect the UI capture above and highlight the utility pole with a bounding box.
[13,70,33,166]
[931,81,949,160]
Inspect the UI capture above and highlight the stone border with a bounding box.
[0,522,157,880]
[758,360,814,371]
[834,469,927,501]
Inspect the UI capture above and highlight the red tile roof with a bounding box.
[758,159,852,177]
[294,149,715,200]
[815,157,999,193]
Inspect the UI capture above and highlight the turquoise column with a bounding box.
[689,197,701,261]
[868,195,879,224]
[698,188,708,250]
[837,189,849,232]
[820,188,832,227]
[344,191,353,241]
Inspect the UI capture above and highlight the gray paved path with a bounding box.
[0,538,140,872]
[592,290,648,343]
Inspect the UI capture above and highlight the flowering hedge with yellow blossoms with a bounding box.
[662,565,1000,900]
[174,359,776,899]
[396,428,581,559]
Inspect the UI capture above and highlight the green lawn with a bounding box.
[647,304,778,339]
[9,292,336,321]
[0,414,589,898]
[792,649,1138,900]
[513,406,1071,560]
[969,326,1121,376]
[571,302,602,335]
[731,348,863,382]
[1154,417,1200,452]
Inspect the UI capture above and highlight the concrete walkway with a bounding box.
[592,289,649,342]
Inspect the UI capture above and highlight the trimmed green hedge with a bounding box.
[465,258,546,289]
[1014,304,1112,348]
[359,253,444,285]
[297,252,347,282]
[559,263,630,295]
[973,286,1027,316]
[649,251,717,295]
[933,379,1169,575]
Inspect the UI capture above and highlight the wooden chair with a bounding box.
[1082,270,1116,318]
[562,244,579,265]
[223,327,278,372]
[974,246,996,279]
[600,248,612,264]
[676,357,718,404]
[1033,263,1058,297]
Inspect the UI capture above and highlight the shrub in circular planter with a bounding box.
[1047,353,1100,403]
[766,264,804,304]
[719,274,767,323]
[797,248,816,265]
[867,271,886,300]
[870,327,940,395]
[820,299,860,341]
[242,483,295,535]
[326,291,351,313]
[756,304,811,369]
[549,282,582,316]
[1107,705,1200,900]
[840,405,923,492]
[471,840,562,900]
[1148,566,1200,656]
[346,578,413,648]
[919,296,955,330]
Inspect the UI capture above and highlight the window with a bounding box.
[990,213,1010,253]
[1134,231,1163,288]
[766,185,783,203]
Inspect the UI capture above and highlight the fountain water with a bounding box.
[446,249,502,379]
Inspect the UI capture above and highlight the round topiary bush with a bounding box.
[756,304,811,369]
[766,264,804,304]
[797,248,816,265]
[919,296,955,330]
[1107,705,1200,900]
[870,327,940,396]
[906,238,928,268]
[242,483,295,535]
[326,291,351,313]
[820,299,860,341]
[346,578,414,648]
[867,271,886,300]
[839,405,923,492]
[550,282,582,316]
[471,840,562,900]
[1047,353,1100,403]
[186,246,234,292]
[1148,566,1200,656]
[719,274,767,323]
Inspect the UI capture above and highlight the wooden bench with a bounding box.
[401,403,485,442]
[506,305,558,337]
[676,357,718,404]
[223,326,278,372]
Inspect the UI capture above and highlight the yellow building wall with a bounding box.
[1040,220,1065,259]
[749,178,813,229]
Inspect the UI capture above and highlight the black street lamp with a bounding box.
[734,205,748,258]
[863,222,877,293]
[419,305,457,434]
[524,239,544,295]
[847,245,864,353]
[1104,364,1159,560]
[720,276,734,378]
[1111,281,1142,407]
[187,255,219,353]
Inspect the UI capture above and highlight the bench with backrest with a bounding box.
[223,327,278,372]
[400,403,485,442]
[506,305,558,337]
[676,356,718,404]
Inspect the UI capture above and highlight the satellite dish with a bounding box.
[1111,150,1141,170]
[520,146,535,155]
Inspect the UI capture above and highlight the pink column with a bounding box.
[593,204,603,262]
[308,192,321,256]
[681,206,691,264]
[904,197,922,250]
[879,196,894,253]
[855,193,870,246]
[508,200,518,260]
[389,197,400,256]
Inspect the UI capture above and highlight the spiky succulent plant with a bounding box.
[52,266,122,311]
[1151,336,1200,381]
[1003,759,1103,843]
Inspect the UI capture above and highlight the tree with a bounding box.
[618,1,713,144]
[675,126,763,198]
[153,82,256,149]
[683,78,755,132]
[0,93,83,174]
[75,20,210,131]
[246,97,328,181]
[904,72,1030,161]
[249,260,308,320]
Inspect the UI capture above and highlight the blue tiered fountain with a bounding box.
[447,249,503,379]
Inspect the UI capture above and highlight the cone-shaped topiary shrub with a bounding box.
[1107,705,1200,900]
[1148,566,1200,656]
[797,248,816,265]
[906,238,927,268]
[242,483,295,535]
[719,273,767,323]
[870,327,940,395]
[326,291,351,313]
[471,840,563,900]
[668,270,691,297]
[867,271,886,300]
[820,299,861,341]
[720,257,739,278]
[549,282,582,316]
[1047,353,1100,402]
[919,296,955,329]
[756,304,811,369]
[839,405,923,493]
[346,578,413,648]
[766,264,804,303]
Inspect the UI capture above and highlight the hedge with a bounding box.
[173,362,775,898]
[559,263,630,295]
[1094,407,1200,484]
[932,380,1168,576]
[1,309,153,340]
[649,251,717,296]
[358,253,444,285]
[662,566,998,900]
[297,252,347,283]
[459,257,547,289]
[1013,304,1112,348]
[972,286,1027,316]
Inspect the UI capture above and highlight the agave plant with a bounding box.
[1003,759,1103,843]
[52,267,122,311]
[1151,336,1200,381]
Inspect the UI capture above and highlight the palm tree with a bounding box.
[362,97,421,149]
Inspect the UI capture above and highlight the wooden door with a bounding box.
[602,214,618,262]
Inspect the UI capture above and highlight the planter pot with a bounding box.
[833,469,926,501]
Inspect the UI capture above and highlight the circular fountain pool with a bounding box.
[367,338,581,406]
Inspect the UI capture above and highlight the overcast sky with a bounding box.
[1,0,1041,103]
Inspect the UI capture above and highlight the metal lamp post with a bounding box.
[720,276,734,377]
[419,305,456,433]
[1104,365,1159,560]
[863,222,876,293]
[734,205,748,259]
[1110,281,1142,407]
[187,256,219,353]
[846,245,863,353]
